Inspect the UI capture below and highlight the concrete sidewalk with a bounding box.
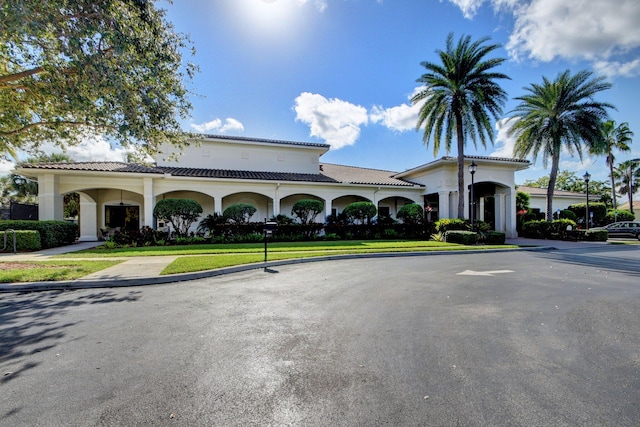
[0,238,610,293]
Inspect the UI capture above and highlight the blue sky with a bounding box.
[5,0,640,185]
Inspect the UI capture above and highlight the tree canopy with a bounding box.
[0,0,197,159]
[153,198,203,236]
[412,33,509,218]
[508,69,612,221]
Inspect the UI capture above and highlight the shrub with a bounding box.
[445,230,478,245]
[291,199,324,225]
[396,203,424,225]
[197,213,227,237]
[270,214,296,225]
[153,198,203,237]
[522,219,577,240]
[342,202,377,225]
[559,209,577,221]
[323,233,340,241]
[584,229,608,242]
[223,203,257,224]
[567,202,607,226]
[0,220,77,248]
[1,230,41,251]
[434,218,468,233]
[603,209,635,224]
[483,231,505,245]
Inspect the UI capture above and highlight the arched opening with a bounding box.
[222,192,272,222]
[377,196,414,220]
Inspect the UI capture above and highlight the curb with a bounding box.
[0,246,553,293]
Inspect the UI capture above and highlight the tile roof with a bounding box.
[18,161,422,187]
[159,166,338,183]
[200,134,330,149]
[396,155,530,177]
[18,162,164,174]
[320,163,422,187]
[517,185,600,200]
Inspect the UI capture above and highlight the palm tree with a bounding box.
[411,33,509,219]
[507,70,612,221]
[591,120,633,212]
[613,159,640,214]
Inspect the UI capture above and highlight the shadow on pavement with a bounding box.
[535,245,640,277]
[0,290,142,385]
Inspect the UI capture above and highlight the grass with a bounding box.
[58,240,480,258]
[607,239,640,245]
[0,260,123,283]
[159,242,516,275]
[10,239,517,280]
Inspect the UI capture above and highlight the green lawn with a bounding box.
[28,239,517,279]
[0,260,123,283]
[156,241,516,274]
[58,240,486,258]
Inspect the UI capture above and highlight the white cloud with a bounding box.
[39,135,130,162]
[370,103,420,132]
[294,92,369,149]
[444,0,517,19]
[593,59,640,78]
[447,0,640,75]
[370,86,425,132]
[190,118,245,134]
[506,0,640,62]
[297,0,327,12]
[489,118,518,158]
[0,159,14,175]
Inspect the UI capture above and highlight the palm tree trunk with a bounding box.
[456,116,465,219]
[546,151,560,221]
[610,162,617,212]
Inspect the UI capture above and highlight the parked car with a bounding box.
[592,221,640,240]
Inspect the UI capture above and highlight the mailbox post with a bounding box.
[263,219,278,263]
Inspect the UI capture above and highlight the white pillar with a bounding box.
[325,198,333,219]
[494,194,505,234]
[438,191,450,218]
[479,197,485,222]
[214,196,223,215]
[38,174,64,220]
[77,193,98,241]
[143,177,155,228]
[506,191,517,238]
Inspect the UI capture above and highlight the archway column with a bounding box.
[438,191,451,218]
[38,174,64,221]
[77,193,98,241]
[143,177,155,228]
[495,193,507,235]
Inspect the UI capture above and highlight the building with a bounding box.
[517,186,600,217]
[15,135,530,241]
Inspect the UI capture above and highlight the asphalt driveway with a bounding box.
[1,246,639,426]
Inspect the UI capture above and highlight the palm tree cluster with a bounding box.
[413,33,635,221]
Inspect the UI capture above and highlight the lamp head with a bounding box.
[468,161,478,174]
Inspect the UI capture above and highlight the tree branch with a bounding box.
[0,120,115,137]
[0,67,45,84]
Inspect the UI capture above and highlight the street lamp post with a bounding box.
[469,161,477,232]
[583,171,591,230]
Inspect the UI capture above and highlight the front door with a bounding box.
[105,205,140,230]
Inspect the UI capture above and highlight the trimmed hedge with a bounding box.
[483,231,506,245]
[584,229,608,242]
[1,230,42,251]
[445,230,478,245]
[0,220,78,248]
[522,219,577,240]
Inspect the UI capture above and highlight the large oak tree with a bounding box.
[0,0,197,159]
